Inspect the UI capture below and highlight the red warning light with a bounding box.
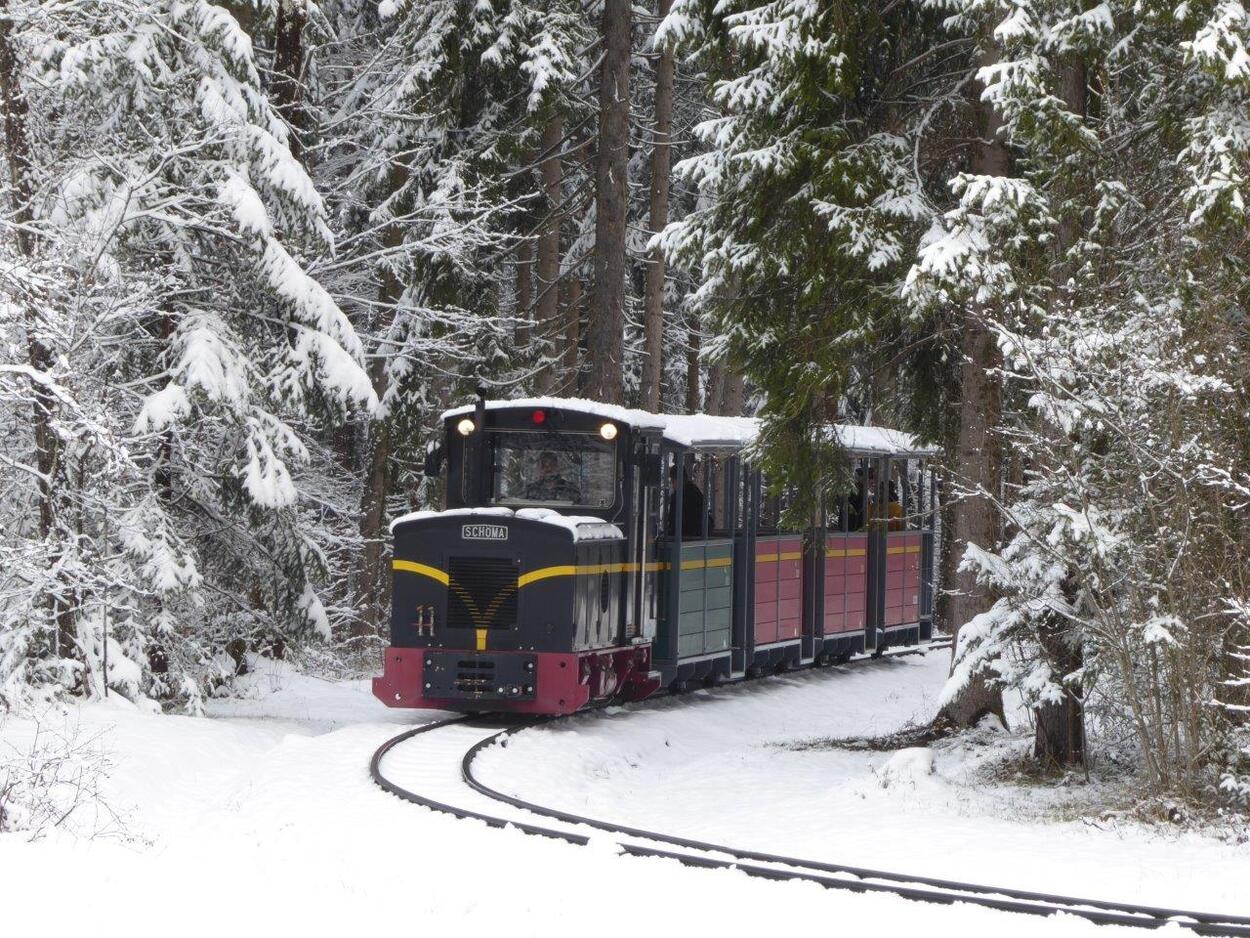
[532,409,546,425]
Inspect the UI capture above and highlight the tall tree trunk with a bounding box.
[934,489,958,634]
[587,0,630,404]
[515,235,533,347]
[640,0,674,412]
[720,367,744,417]
[936,43,1009,730]
[272,0,307,161]
[1053,60,1088,266]
[1033,59,1089,767]
[355,163,407,638]
[560,275,582,393]
[706,363,725,415]
[536,115,563,393]
[0,5,74,659]
[1035,610,1086,766]
[685,316,700,412]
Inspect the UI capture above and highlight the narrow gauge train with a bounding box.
[373,397,938,715]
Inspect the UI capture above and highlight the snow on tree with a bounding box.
[657,0,934,509]
[911,0,1250,785]
[0,0,373,709]
[0,0,1246,810]
[308,0,595,634]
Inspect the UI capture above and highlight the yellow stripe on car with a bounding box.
[756,550,802,563]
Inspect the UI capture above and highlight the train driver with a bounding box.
[524,451,581,502]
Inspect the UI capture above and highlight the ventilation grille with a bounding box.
[447,556,518,631]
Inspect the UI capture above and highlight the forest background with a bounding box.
[0,0,1248,808]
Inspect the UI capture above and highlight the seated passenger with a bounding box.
[524,451,581,502]
[887,494,905,531]
[864,467,905,529]
[666,467,705,538]
[886,474,905,531]
[846,469,866,530]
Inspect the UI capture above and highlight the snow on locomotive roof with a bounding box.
[389,506,624,541]
[440,397,937,456]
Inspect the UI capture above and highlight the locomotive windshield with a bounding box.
[488,431,616,508]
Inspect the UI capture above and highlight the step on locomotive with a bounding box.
[373,397,938,715]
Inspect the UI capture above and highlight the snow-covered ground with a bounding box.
[477,653,1250,913]
[0,651,1243,936]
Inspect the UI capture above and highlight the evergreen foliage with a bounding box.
[0,0,1245,806]
[658,0,942,516]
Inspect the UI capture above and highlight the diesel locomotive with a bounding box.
[372,397,937,715]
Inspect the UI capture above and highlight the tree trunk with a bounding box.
[0,5,74,658]
[559,275,582,394]
[515,235,533,346]
[933,488,958,635]
[272,0,307,161]
[640,0,674,412]
[586,0,630,404]
[1034,615,1086,767]
[685,316,701,412]
[938,316,1007,728]
[1033,59,1089,767]
[720,367,744,417]
[936,43,1009,729]
[355,165,407,638]
[707,363,727,415]
[357,386,392,637]
[536,115,563,393]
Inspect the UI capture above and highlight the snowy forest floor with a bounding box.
[1,651,1246,936]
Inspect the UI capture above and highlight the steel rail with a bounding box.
[370,647,1250,936]
[461,729,1250,934]
[369,716,588,844]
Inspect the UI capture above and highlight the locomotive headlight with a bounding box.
[598,422,618,441]
[456,417,476,436]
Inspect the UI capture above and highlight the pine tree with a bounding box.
[658,0,932,503]
[910,0,1250,777]
[0,0,374,708]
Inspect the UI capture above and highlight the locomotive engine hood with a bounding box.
[379,506,635,714]
[388,508,626,653]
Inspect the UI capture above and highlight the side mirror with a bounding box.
[641,452,662,487]
[424,441,445,478]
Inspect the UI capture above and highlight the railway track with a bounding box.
[370,645,1250,936]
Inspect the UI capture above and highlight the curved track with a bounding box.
[371,651,1250,936]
